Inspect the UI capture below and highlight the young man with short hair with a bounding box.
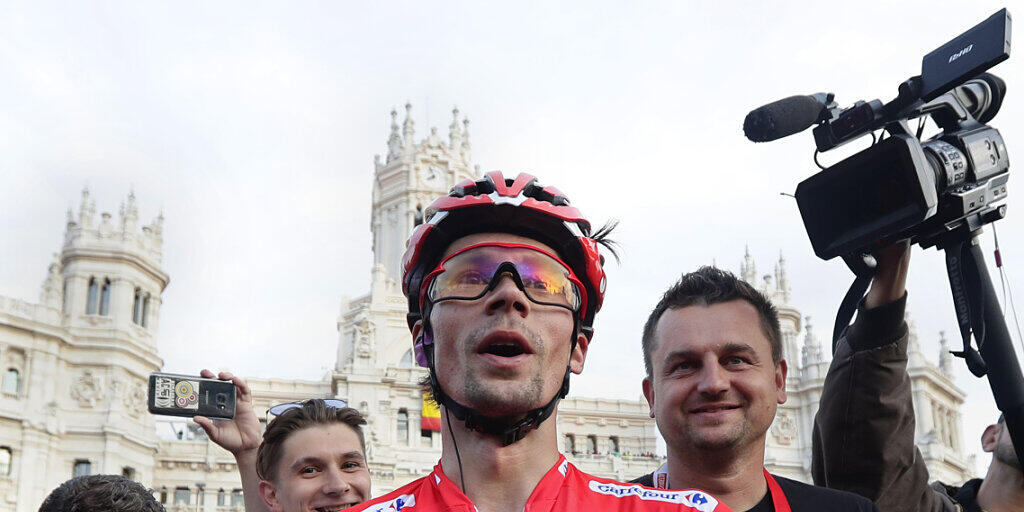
[352,172,732,512]
[637,266,878,511]
[195,373,370,512]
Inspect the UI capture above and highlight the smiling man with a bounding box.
[637,267,878,512]
[351,172,733,512]
[255,399,370,512]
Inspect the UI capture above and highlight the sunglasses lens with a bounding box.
[268,403,301,416]
[428,246,580,309]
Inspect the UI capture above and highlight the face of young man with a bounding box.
[260,423,370,512]
[643,300,787,454]
[417,232,589,419]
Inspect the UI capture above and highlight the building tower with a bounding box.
[336,104,476,373]
[0,188,168,511]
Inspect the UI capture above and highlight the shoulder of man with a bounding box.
[771,474,880,511]
[931,479,983,512]
[348,476,426,512]
[574,469,731,511]
[629,472,655,487]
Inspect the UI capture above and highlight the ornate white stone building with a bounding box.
[0,105,971,512]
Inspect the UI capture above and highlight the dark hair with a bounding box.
[255,399,367,482]
[39,475,164,512]
[641,266,782,376]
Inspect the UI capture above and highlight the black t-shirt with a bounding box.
[630,472,880,512]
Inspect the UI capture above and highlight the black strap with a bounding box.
[944,240,988,377]
[832,253,876,352]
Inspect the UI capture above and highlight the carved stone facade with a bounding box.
[0,108,971,511]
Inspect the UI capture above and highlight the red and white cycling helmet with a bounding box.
[401,171,608,367]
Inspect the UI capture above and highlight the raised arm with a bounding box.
[193,369,271,512]
[811,242,956,512]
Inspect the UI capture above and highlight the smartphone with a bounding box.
[147,372,236,419]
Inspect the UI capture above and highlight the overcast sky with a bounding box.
[2,1,1022,474]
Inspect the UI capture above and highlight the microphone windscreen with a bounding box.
[744,95,825,142]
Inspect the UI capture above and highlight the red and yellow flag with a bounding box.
[421,391,441,431]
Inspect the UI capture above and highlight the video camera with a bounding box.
[744,8,1010,260]
[745,8,1024,472]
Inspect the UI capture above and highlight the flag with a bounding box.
[421,391,441,431]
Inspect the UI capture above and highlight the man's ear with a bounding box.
[642,377,655,419]
[981,423,1001,453]
[775,359,788,405]
[259,480,283,512]
[569,333,590,374]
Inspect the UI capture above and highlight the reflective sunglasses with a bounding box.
[266,399,348,423]
[422,243,585,313]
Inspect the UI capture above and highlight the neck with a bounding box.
[439,408,560,512]
[977,459,1024,512]
[666,438,768,511]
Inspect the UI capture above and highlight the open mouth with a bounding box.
[314,505,353,512]
[477,331,533,358]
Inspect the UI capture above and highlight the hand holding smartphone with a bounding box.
[147,372,236,419]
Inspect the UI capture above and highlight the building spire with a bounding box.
[121,187,139,235]
[78,186,95,229]
[775,251,791,304]
[939,331,954,376]
[387,107,402,163]
[402,102,415,147]
[461,117,471,162]
[802,316,823,367]
[740,245,756,284]
[448,106,463,150]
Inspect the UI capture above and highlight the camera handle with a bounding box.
[937,229,1024,469]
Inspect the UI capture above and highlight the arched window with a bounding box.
[587,435,598,454]
[399,349,416,367]
[142,295,150,327]
[99,279,111,316]
[563,434,575,454]
[122,466,135,480]
[73,459,91,477]
[86,278,99,314]
[0,447,11,476]
[173,487,190,505]
[217,489,226,507]
[133,288,144,325]
[414,205,424,227]
[609,436,620,454]
[397,409,409,444]
[2,369,18,395]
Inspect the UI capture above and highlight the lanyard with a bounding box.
[650,464,792,512]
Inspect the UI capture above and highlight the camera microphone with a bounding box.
[743,94,829,142]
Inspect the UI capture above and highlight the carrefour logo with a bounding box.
[363,494,416,512]
[587,482,718,512]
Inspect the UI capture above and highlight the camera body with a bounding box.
[792,9,1011,260]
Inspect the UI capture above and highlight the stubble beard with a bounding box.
[994,443,1022,471]
[460,322,549,417]
[683,416,750,451]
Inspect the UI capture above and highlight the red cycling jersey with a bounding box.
[351,455,732,512]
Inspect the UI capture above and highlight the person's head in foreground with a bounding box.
[984,414,1021,472]
[257,399,370,512]
[402,172,612,446]
[39,474,164,512]
[642,266,787,458]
